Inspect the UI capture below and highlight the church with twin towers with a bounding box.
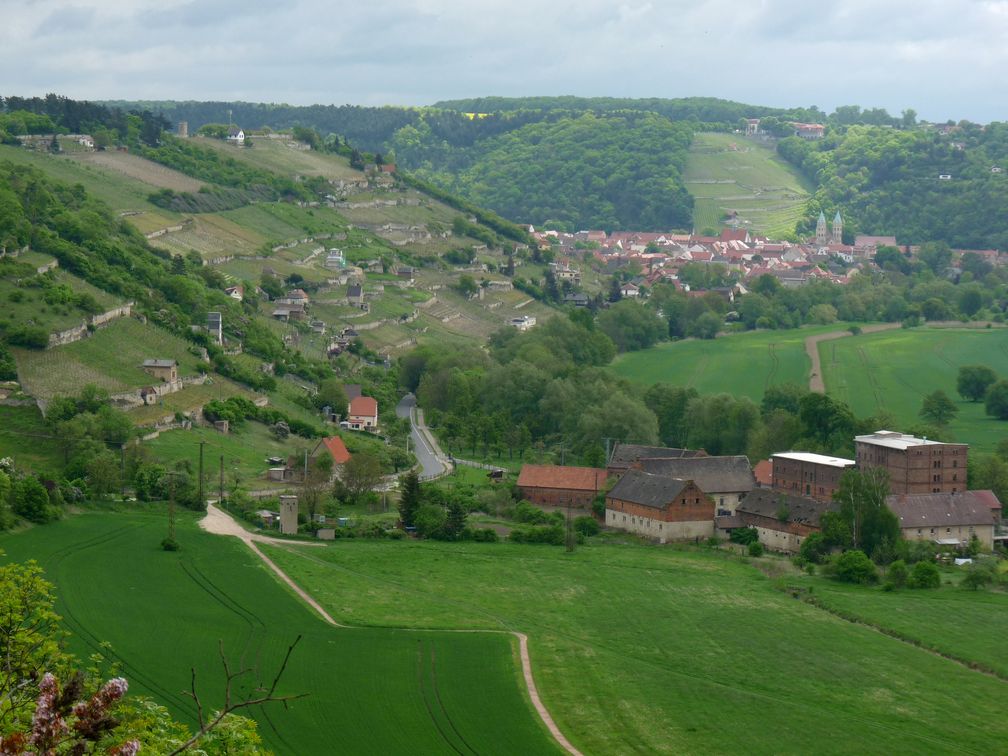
[815,210,843,245]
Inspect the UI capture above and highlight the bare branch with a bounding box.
[167,636,305,756]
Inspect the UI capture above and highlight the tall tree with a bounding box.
[398,470,422,528]
[833,468,899,558]
[919,390,958,427]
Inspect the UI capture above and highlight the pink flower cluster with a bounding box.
[29,673,69,752]
[17,672,141,755]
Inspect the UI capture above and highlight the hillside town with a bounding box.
[531,214,1004,294]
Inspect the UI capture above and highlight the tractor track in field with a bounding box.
[43,523,195,713]
[199,503,585,756]
[416,641,471,755]
[805,323,900,392]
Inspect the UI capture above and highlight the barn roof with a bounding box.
[608,443,707,470]
[636,455,755,494]
[736,489,836,527]
[886,492,997,528]
[607,470,690,509]
[517,465,608,492]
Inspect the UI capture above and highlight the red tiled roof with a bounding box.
[970,489,1003,512]
[517,464,608,492]
[321,436,351,464]
[348,395,378,418]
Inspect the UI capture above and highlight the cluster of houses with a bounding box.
[516,431,1004,553]
[529,217,1005,292]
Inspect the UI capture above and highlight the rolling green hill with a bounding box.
[611,324,1008,454]
[0,510,560,755]
[610,324,850,401]
[4,508,1007,755]
[821,326,1008,450]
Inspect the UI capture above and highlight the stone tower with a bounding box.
[832,211,843,244]
[177,121,188,138]
[279,495,298,535]
[815,211,828,246]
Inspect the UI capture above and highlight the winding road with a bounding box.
[396,393,451,479]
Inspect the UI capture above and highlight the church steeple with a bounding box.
[815,211,828,245]
[831,211,843,244]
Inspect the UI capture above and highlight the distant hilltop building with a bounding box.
[791,122,825,139]
[177,121,188,138]
[745,118,760,136]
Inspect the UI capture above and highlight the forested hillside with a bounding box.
[393,111,694,231]
[780,123,1008,248]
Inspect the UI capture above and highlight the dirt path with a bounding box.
[805,324,900,392]
[199,504,582,755]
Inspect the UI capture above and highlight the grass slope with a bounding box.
[684,132,812,237]
[0,511,560,755]
[610,324,852,400]
[0,146,180,234]
[263,539,1008,755]
[0,269,122,334]
[0,405,63,473]
[799,573,1008,678]
[821,326,1008,452]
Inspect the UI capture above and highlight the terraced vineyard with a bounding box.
[684,132,812,237]
[13,317,206,399]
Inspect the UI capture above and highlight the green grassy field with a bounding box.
[191,136,361,181]
[797,571,1008,677]
[821,327,1008,452]
[0,511,561,755]
[684,132,812,237]
[13,317,206,399]
[263,538,1008,754]
[610,324,852,400]
[145,422,310,487]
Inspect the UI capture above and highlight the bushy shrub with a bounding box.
[573,515,600,537]
[463,526,499,543]
[908,559,940,589]
[885,559,909,589]
[513,500,553,524]
[730,527,758,546]
[510,523,565,545]
[833,549,878,584]
[747,541,764,557]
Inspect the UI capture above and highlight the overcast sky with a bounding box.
[3,0,1007,122]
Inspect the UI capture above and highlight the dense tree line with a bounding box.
[779,123,1008,248]
[393,111,695,231]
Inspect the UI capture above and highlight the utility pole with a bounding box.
[219,454,224,503]
[565,500,575,553]
[120,444,126,497]
[198,440,206,509]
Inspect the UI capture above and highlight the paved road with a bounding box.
[396,393,448,479]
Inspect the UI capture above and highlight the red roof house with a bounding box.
[347,396,379,431]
